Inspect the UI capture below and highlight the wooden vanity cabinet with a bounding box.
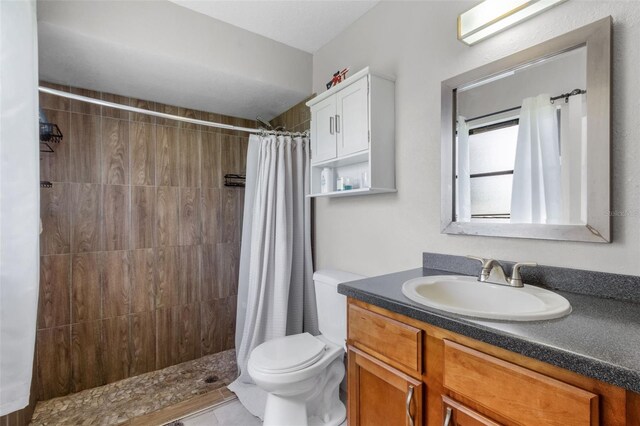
[346,298,640,426]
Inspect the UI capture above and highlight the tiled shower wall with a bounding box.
[269,95,313,133]
[37,83,252,401]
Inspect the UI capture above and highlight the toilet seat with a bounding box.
[250,333,327,374]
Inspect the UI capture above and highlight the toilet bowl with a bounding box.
[247,269,365,426]
[248,333,345,426]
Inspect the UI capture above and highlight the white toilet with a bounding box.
[247,269,365,426]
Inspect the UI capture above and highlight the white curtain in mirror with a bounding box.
[560,94,587,224]
[0,0,40,415]
[511,94,562,224]
[456,117,471,221]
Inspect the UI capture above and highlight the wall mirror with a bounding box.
[441,17,611,242]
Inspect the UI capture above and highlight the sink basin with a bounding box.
[402,275,571,321]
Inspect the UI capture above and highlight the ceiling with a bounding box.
[169,0,380,53]
[38,0,378,120]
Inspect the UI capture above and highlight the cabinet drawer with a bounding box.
[442,395,501,426]
[348,304,422,375]
[443,340,598,426]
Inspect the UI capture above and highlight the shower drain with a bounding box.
[204,375,218,384]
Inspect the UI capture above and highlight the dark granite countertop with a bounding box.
[338,267,640,394]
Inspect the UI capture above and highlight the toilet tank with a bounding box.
[313,269,366,348]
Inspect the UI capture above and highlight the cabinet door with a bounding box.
[442,396,502,426]
[311,95,337,163]
[336,76,369,157]
[348,346,423,426]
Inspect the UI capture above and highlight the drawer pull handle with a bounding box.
[406,385,415,426]
[329,116,335,135]
[443,406,452,426]
[335,114,341,133]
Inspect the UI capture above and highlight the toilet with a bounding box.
[247,269,365,426]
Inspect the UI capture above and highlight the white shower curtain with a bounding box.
[456,116,471,222]
[229,134,317,419]
[559,93,587,224]
[511,94,562,224]
[0,0,40,415]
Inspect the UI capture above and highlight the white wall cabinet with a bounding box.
[307,67,395,197]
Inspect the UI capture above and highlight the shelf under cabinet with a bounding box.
[307,187,396,198]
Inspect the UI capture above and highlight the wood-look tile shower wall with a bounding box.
[269,95,313,133]
[37,83,252,401]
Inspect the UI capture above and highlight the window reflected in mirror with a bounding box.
[455,46,587,225]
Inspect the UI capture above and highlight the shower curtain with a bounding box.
[229,134,317,419]
[559,93,587,224]
[511,94,562,224]
[456,116,471,222]
[0,0,40,415]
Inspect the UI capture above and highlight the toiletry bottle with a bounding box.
[343,177,353,191]
[320,168,334,193]
[336,177,345,191]
[361,171,369,188]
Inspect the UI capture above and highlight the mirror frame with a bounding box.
[441,17,611,243]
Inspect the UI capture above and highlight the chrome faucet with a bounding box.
[467,256,537,288]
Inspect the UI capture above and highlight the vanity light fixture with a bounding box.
[458,0,567,45]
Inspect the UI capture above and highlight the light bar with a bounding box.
[458,0,567,45]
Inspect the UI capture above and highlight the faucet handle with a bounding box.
[510,262,537,286]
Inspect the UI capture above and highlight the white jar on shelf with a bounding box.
[320,167,335,193]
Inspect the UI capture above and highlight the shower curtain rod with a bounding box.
[38,86,309,136]
[465,88,586,123]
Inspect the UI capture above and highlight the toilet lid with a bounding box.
[250,333,327,374]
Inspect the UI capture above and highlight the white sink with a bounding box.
[402,275,571,321]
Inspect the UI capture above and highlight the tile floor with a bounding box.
[31,350,237,425]
[177,400,262,426]
[177,390,348,426]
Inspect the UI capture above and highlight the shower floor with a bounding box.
[30,350,237,426]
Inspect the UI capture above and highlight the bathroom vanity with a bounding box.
[340,254,640,426]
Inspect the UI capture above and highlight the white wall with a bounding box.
[312,1,640,276]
